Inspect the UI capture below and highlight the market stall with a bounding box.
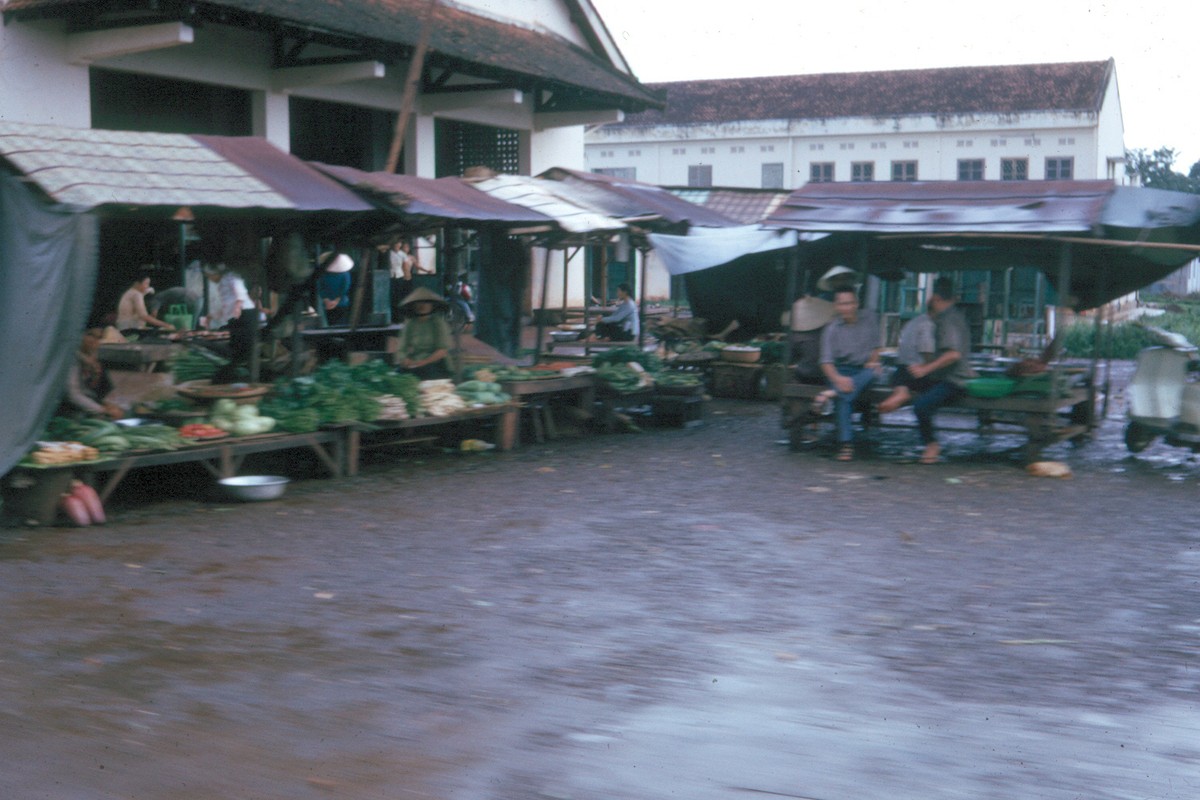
[761,180,1200,461]
[0,121,387,521]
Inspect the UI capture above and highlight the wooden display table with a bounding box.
[500,374,597,443]
[98,342,184,372]
[342,403,519,475]
[4,430,346,523]
[709,361,764,399]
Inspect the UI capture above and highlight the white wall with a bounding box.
[2,4,601,176]
[459,0,587,46]
[586,104,1127,188]
[0,20,91,127]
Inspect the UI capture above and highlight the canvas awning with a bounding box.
[763,180,1200,309]
[648,226,807,275]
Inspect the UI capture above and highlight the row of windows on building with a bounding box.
[809,157,1074,184]
[595,137,1078,159]
[596,157,1074,188]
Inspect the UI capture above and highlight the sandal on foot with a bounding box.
[918,444,941,465]
[836,444,854,461]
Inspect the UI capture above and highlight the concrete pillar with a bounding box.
[407,115,437,177]
[251,90,290,152]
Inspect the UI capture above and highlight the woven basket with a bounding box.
[719,347,762,364]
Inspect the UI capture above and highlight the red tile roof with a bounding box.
[3,0,663,112]
[609,60,1113,127]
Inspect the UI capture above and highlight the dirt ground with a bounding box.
[2,369,1200,799]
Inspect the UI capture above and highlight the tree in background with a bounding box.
[1125,147,1200,193]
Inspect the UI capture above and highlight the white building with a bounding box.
[0,0,662,320]
[0,0,657,175]
[586,60,1127,190]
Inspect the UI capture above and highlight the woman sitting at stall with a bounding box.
[62,326,124,420]
[591,283,639,342]
[116,275,175,334]
[396,287,454,380]
[317,251,354,326]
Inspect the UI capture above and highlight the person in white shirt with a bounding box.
[593,283,639,342]
[204,264,256,378]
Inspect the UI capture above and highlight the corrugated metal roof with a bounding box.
[0,121,293,209]
[763,179,1200,310]
[540,167,738,228]
[764,180,1116,233]
[195,136,377,213]
[311,163,555,226]
[668,187,790,225]
[469,174,626,234]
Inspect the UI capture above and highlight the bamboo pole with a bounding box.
[384,0,438,174]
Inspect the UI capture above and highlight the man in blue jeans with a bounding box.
[817,287,882,461]
[905,277,976,464]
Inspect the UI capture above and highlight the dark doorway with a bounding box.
[90,68,251,135]
[289,97,396,171]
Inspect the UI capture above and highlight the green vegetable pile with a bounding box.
[456,380,512,406]
[172,347,229,383]
[594,364,648,393]
[591,347,661,372]
[42,417,185,453]
[208,399,277,436]
[654,372,704,389]
[259,360,422,432]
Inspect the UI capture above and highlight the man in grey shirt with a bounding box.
[906,277,976,464]
[816,287,882,460]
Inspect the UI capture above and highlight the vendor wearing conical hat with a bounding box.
[396,287,453,380]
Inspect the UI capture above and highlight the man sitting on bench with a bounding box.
[877,300,936,414]
[814,287,882,461]
[893,277,975,465]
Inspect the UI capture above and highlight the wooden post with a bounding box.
[1054,242,1072,400]
[782,245,799,364]
[534,245,552,364]
[348,247,370,331]
[561,245,570,317]
[637,245,648,348]
[1086,263,1109,429]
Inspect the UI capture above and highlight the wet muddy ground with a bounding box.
[3,364,1200,799]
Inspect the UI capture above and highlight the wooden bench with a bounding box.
[780,380,1091,463]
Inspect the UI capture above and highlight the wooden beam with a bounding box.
[271,60,385,92]
[66,21,192,64]
[421,88,524,114]
[535,109,623,131]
